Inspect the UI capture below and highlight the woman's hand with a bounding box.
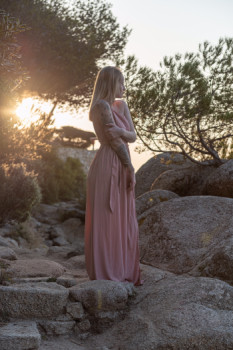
[126,165,136,191]
[105,123,124,140]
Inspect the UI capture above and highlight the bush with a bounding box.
[29,149,86,207]
[0,163,41,224]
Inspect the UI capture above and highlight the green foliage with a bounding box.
[0,163,41,223]
[0,10,30,161]
[0,10,29,95]
[0,0,131,106]
[29,149,86,206]
[123,38,233,166]
[0,10,55,163]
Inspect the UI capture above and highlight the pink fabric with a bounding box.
[85,107,141,285]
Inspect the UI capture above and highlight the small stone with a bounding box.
[77,332,90,340]
[4,238,18,248]
[57,276,77,288]
[77,319,91,332]
[0,247,17,260]
[95,310,119,321]
[66,302,85,320]
[0,236,10,247]
[55,314,73,321]
[38,320,75,335]
[53,236,69,246]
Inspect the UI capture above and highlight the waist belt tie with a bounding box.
[109,154,118,213]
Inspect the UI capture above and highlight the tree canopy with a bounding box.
[0,9,55,163]
[55,126,96,148]
[123,38,233,166]
[0,0,130,106]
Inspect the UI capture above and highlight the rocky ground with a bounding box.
[1,153,233,349]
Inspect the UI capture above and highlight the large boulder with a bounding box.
[135,152,191,197]
[136,189,179,221]
[70,280,135,313]
[151,163,215,196]
[84,267,233,350]
[0,321,41,350]
[0,282,69,318]
[6,259,66,278]
[203,159,233,198]
[139,196,233,279]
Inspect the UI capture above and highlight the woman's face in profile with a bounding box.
[115,75,125,99]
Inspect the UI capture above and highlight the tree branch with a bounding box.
[196,116,223,164]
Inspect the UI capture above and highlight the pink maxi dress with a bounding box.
[85,107,141,285]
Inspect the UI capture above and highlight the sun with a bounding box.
[15,97,53,128]
[15,97,35,127]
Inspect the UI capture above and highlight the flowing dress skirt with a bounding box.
[85,143,141,285]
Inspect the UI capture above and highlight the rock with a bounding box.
[0,247,17,260]
[203,159,233,198]
[76,319,91,332]
[69,280,134,313]
[6,259,66,278]
[3,238,18,248]
[49,218,84,246]
[32,203,62,225]
[136,189,179,220]
[48,244,84,258]
[60,218,84,243]
[57,276,78,288]
[64,255,86,270]
[53,236,69,246]
[139,196,233,276]
[39,337,87,350]
[57,206,85,222]
[86,273,233,350]
[0,236,11,247]
[190,236,233,283]
[55,314,74,321]
[38,320,75,335]
[66,302,85,320]
[135,152,190,197]
[151,163,215,196]
[0,321,41,350]
[11,277,51,284]
[0,223,17,238]
[0,282,69,318]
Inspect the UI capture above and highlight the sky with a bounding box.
[110,0,233,70]
[105,0,233,169]
[19,0,233,170]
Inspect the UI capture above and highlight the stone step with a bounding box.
[0,282,69,319]
[0,321,41,350]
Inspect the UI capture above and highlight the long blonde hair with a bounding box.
[89,66,123,121]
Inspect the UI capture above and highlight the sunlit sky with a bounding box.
[17,0,233,170]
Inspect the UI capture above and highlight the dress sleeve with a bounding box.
[91,100,133,168]
[92,101,116,142]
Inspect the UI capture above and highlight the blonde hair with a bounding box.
[89,66,123,120]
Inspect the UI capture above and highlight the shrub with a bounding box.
[29,149,86,207]
[0,163,41,223]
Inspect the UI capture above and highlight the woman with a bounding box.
[85,66,142,286]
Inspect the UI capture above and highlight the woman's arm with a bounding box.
[105,100,136,143]
[121,100,137,142]
[91,100,135,189]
